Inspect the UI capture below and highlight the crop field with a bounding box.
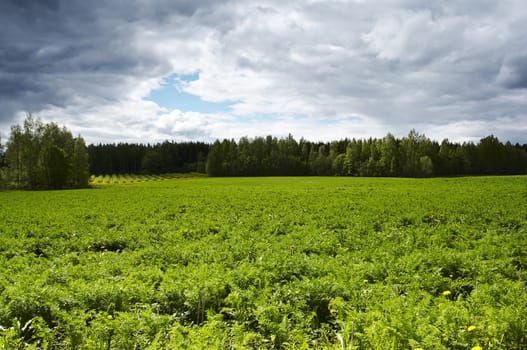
[88,173,203,186]
[0,176,526,349]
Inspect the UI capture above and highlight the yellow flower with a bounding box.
[471,346,482,350]
[107,315,113,320]
[442,290,452,296]
[414,348,424,350]
[467,325,476,332]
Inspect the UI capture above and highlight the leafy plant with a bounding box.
[0,176,526,348]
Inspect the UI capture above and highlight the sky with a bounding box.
[1,0,527,145]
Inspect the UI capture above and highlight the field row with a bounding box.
[88,173,202,185]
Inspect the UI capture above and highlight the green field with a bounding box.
[1,176,526,349]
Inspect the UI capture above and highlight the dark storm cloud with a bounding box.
[1,0,526,143]
[2,0,61,14]
[0,0,223,126]
[0,1,105,121]
[498,53,527,89]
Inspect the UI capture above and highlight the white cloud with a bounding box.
[362,10,465,63]
[1,0,527,144]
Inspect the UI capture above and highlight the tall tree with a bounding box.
[400,129,433,177]
[382,133,399,176]
[6,124,25,186]
[5,115,90,189]
[478,135,505,174]
[40,122,73,188]
[142,149,163,174]
[206,140,224,177]
[22,114,44,188]
[72,136,90,186]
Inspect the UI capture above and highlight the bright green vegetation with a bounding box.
[88,173,204,186]
[1,176,526,349]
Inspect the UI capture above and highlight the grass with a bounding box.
[0,176,526,349]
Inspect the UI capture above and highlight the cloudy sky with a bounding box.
[1,0,527,145]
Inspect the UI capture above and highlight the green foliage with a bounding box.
[88,141,209,175]
[72,136,90,186]
[4,114,90,189]
[85,132,527,178]
[205,132,527,177]
[1,176,526,348]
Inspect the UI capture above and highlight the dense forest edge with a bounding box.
[87,131,527,178]
[1,115,527,189]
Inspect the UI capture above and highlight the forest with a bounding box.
[2,116,527,189]
[88,141,209,175]
[87,131,527,178]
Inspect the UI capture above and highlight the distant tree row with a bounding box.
[1,114,90,189]
[206,131,527,177]
[88,141,209,175]
[2,118,526,189]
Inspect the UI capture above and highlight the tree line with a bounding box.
[84,131,527,177]
[0,115,90,189]
[88,141,209,175]
[206,131,527,177]
[1,116,526,189]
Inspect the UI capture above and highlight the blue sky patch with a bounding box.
[145,73,234,113]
